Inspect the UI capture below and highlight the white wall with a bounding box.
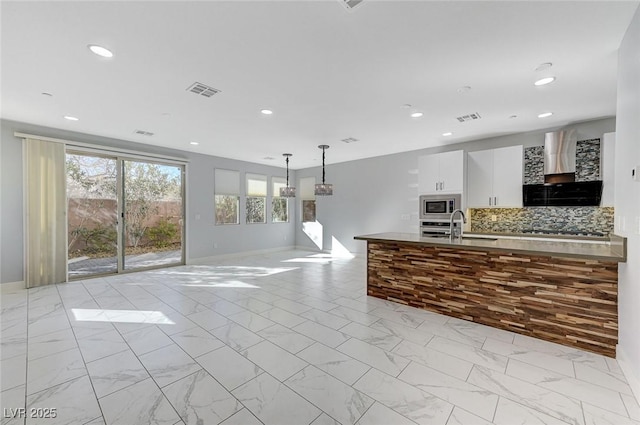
[296,117,616,254]
[0,119,296,285]
[615,5,640,397]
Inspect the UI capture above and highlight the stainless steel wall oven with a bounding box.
[419,194,462,237]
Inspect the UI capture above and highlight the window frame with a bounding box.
[246,173,267,224]
[271,176,289,223]
[214,169,240,225]
[299,176,317,223]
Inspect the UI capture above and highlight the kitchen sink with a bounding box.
[461,236,498,241]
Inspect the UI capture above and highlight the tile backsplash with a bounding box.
[470,206,614,235]
[575,139,601,182]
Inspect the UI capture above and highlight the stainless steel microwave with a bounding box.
[419,194,461,219]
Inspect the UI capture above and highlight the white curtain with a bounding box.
[24,138,67,287]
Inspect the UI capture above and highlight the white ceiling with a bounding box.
[1,1,638,169]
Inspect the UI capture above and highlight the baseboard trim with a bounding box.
[618,344,640,405]
[187,246,295,264]
[293,245,322,252]
[1,281,26,293]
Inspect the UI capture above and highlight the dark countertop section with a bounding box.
[354,232,626,262]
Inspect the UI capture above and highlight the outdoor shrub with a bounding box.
[148,219,179,248]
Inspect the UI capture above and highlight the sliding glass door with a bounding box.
[122,160,184,271]
[67,153,118,277]
[66,152,184,279]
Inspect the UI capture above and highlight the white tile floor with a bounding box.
[1,249,639,425]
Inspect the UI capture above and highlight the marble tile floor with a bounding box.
[1,249,639,425]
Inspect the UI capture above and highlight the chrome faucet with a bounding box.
[449,209,467,241]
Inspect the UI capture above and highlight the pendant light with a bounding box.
[279,153,296,197]
[314,144,333,196]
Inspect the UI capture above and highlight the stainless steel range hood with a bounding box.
[523,128,603,207]
[544,129,577,182]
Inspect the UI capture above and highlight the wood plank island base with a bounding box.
[354,233,626,358]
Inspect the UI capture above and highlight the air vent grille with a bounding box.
[456,112,481,123]
[186,82,221,98]
[134,130,154,136]
[340,0,364,9]
[341,137,359,144]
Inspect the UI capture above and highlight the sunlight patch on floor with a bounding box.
[71,308,175,324]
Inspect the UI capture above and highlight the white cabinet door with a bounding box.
[467,145,523,208]
[438,150,464,193]
[419,150,464,194]
[493,145,523,207]
[467,149,493,207]
[419,154,442,194]
[601,132,615,207]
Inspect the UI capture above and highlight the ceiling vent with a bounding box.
[134,129,154,136]
[456,112,482,123]
[186,82,221,98]
[339,0,364,10]
[341,137,359,144]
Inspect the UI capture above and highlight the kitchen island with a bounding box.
[354,232,626,357]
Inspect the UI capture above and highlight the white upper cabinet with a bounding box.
[419,150,464,195]
[467,149,493,207]
[601,132,615,207]
[467,145,523,208]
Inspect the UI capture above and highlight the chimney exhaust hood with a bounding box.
[544,129,577,183]
[523,129,603,207]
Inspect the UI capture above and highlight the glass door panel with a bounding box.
[122,160,184,271]
[66,153,118,278]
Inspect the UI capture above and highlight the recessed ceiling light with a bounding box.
[261,109,273,115]
[457,86,472,93]
[534,77,556,86]
[41,92,53,97]
[535,62,553,72]
[190,142,199,146]
[442,132,453,136]
[509,115,518,119]
[538,112,553,118]
[64,115,79,121]
[410,112,423,118]
[87,44,113,58]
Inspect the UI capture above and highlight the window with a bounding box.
[272,177,288,223]
[215,169,240,225]
[246,173,267,224]
[300,176,316,222]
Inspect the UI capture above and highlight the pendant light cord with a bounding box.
[322,147,326,184]
[286,156,290,187]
